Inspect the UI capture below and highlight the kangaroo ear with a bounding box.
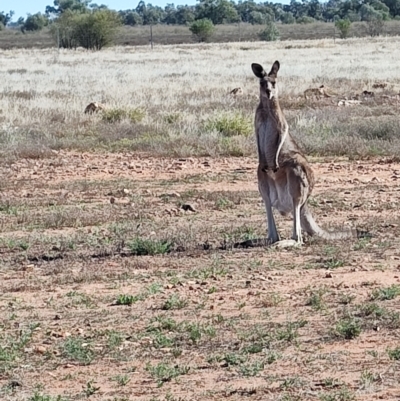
[251,63,266,79]
[268,61,280,77]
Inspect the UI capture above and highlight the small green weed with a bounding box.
[322,257,345,269]
[307,288,327,310]
[65,291,94,308]
[128,238,172,256]
[162,294,188,310]
[146,363,190,387]
[115,294,141,306]
[276,320,307,342]
[60,337,94,365]
[335,318,361,340]
[387,346,400,360]
[280,376,304,389]
[205,113,252,137]
[260,292,283,307]
[106,330,124,349]
[102,107,145,123]
[111,375,130,386]
[370,285,400,301]
[29,393,66,401]
[319,387,355,401]
[0,324,37,372]
[239,360,265,377]
[82,380,100,397]
[221,352,246,366]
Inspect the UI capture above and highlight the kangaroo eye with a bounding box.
[271,82,276,88]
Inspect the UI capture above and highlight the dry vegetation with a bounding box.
[1,37,400,401]
[2,21,400,49]
[1,36,400,161]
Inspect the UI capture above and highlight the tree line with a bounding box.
[0,0,397,47]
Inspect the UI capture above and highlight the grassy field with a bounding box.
[1,37,400,400]
[1,37,400,161]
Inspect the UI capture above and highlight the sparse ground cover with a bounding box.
[1,38,400,400]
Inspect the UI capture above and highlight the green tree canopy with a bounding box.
[195,0,240,24]
[0,10,14,26]
[189,18,215,41]
[46,0,91,16]
[22,13,49,31]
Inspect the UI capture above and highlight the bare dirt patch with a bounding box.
[1,152,400,401]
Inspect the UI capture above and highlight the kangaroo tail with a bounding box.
[300,204,370,240]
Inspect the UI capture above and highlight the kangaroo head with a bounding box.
[251,61,280,100]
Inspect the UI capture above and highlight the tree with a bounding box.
[335,18,351,38]
[73,9,122,49]
[120,10,143,25]
[189,18,215,41]
[46,0,91,16]
[360,3,386,35]
[51,8,121,50]
[248,10,271,24]
[258,20,280,41]
[175,5,195,24]
[195,0,240,24]
[280,11,296,23]
[22,13,49,32]
[163,3,178,24]
[381,0,400,17]
[135,2,165,25]
[0,10,14,26]
[50,9,80,48]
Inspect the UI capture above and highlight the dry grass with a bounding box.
[1,36,400,163]
[1,37,400,399]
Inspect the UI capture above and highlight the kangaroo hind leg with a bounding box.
[258,173,279,244]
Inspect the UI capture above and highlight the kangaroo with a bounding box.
[303,85,334,100]
[230,87,243,96]
[251,61,366,246]
[84,102,106,114]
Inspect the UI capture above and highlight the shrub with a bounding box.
[50,10,79,49]
[102,108,145,123]
[128,238,172,256]
[335,318,361,339]
[366,16,385,36]
[73,9,122,50]
[258,21,280,41]
[189,18,215,42]
[296,16,315,24]
[335,19,351,39]
[281,11,295,24]
[205,113,252,137]
[51,9,121,50]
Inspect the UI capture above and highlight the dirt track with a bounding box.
[1,152,400,400]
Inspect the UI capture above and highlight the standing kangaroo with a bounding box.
[251,61,365,245]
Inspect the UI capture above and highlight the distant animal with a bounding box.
[250,60,367,246]
[372,82,387,89]
[84,102,106,114]
[230,87,243,96]
[303,85,334,100]
[362,90,374,97]
[338,99,362,107]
